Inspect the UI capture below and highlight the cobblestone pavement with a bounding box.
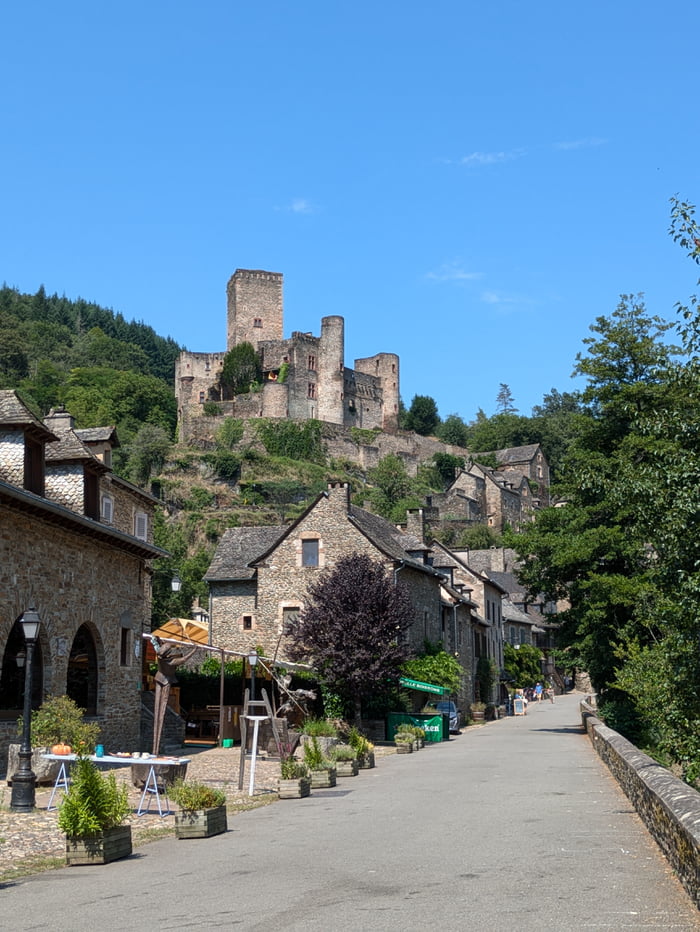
[0,745,283,880]
[0,743,395,881]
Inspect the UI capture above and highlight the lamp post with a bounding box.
[248,648,259,702]
[171,573,181,593]
[10,606,41,812]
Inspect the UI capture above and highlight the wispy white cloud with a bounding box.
[555,137,606,151]
[481,290,533,309]
[458,148,526,166]
[275,198,317,214]
[289,198,315,213]
[426,261,481,283]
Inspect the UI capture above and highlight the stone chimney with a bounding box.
[45,407,76,432]
[405,508,425,541]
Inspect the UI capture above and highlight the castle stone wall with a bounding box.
[226,269,283,350]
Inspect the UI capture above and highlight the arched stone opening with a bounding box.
[0,616,44,713]
[67,624,100,716]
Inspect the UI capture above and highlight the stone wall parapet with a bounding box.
[580,698,700,908]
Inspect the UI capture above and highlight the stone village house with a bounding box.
[0,391,165,767]
[205,482,489,713]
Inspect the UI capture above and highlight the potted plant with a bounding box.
[410,725,426,750]
[299,718,340,757]
[346,726,375,770]
[58,754,132,865]
[330,743,359,777]
[10,694,100,786]
[303,737,337,788]
[469,701,486,722]
[169,780,227,839]
[394,731,413,754]
[279,756,311,798]
[394,724,417,753]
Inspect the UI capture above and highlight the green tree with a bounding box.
[127,424,172,485]
[402,641,463,695]
[436,413,469,447]
[503,643,543,688]
[495,383,518,414]
[220,342,262,397]
[404,395,440,436]
[366,454,413,519]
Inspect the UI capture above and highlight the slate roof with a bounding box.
[75,426,120,448]
[348,504,434,574]
[205,526,286,580]
[489,444,541,465]
[45,427,101,464]
[0,390,58,442]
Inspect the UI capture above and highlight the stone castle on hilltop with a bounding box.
[175,269,400,441]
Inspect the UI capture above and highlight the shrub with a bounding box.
[280,758,309,780]
[303,737,333,772]
[300,717,339,737]
[169,779,226,810]
[330,743,356,762]
[58,756,130,837]
[202,401,221,417]
[19,695,100,751]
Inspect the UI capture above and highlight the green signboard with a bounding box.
[399,676,449,696]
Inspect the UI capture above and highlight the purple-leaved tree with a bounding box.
[286,553,413,722]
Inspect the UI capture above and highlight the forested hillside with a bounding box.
[0,284,181,478]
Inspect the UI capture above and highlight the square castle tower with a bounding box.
[175,269,400,439]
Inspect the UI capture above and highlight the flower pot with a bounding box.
[65,825,132,866]
[278,777,311,799]
[395,742,412,754]
[470,711,485,722]
[175,804,228,839]
[335,759,359,777]
[358,752,375,770]
[310,767,337,788]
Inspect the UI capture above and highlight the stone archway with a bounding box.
[0,616,43,713]
[67,624,99,715]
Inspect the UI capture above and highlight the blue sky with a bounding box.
[2,1,699,420]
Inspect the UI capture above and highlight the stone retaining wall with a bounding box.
[580,698,700,908]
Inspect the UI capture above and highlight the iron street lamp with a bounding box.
[10,606,41,812]
[248,648,259,702]
[171,573,182,593]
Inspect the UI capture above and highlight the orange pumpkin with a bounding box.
[51,743,72,755]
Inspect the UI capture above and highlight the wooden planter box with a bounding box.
[358,752,375,770]
[278,777,311,799]
[175,805,227,839]
[395,742,413,754]
[310,767,337,788]
[65,825,133,866]
[335,759,359,777]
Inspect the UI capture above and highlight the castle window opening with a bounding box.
[308,355,316,371]
[302,539,320,567]
[198,391,205,403]
[307,382,316,399]
[242,615,253,630]
[253,318,263,328]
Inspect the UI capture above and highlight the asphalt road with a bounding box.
[2,693,699,931]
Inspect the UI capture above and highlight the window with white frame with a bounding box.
[302,538,319,566]
[101,494,114,524]
[134,511,148,541]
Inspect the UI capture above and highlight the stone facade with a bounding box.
[430,542,506,704]
[176,268,400,440]
[0,392,164,769]
[205,483,476,707]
